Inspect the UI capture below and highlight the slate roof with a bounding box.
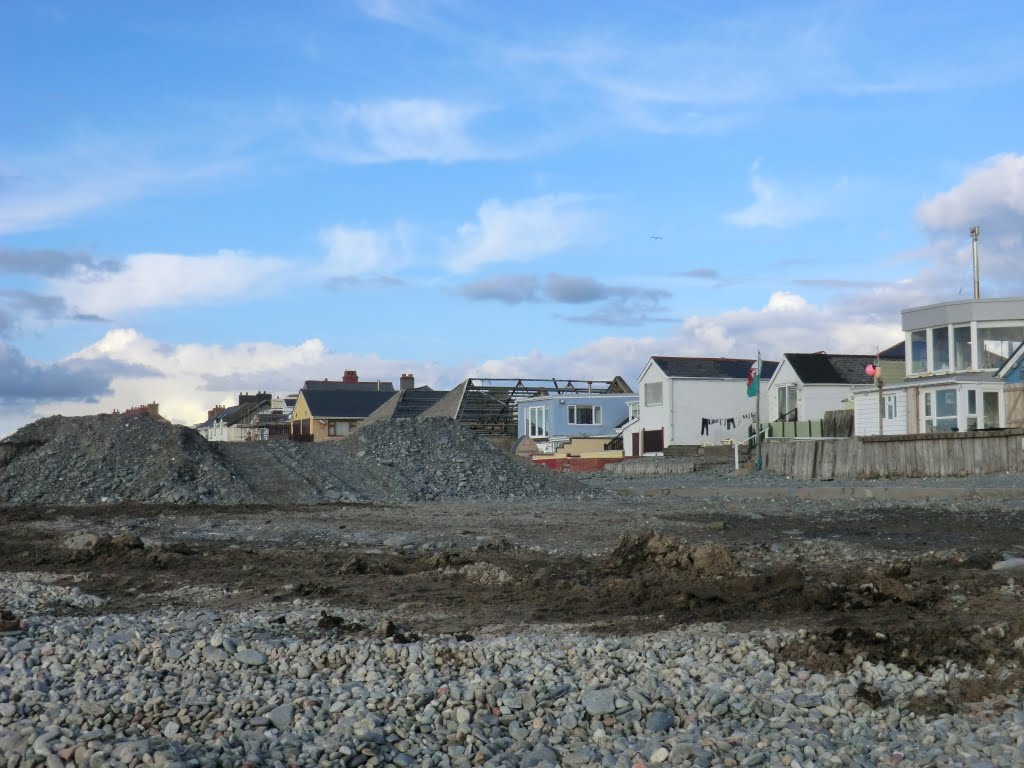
[650,356,780,380]
[298,388,396,418]
[784,353,877,385]
[303,379,395,392]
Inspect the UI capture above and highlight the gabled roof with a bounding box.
[298,388,395,419]
[784,353,877,385]
[303,379,395,392]
[650,356,780,381]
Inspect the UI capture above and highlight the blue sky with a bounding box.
[3,0,1024,434]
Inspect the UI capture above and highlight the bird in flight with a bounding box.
[650,235,663,240]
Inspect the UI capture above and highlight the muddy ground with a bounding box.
[3,476,1024,713]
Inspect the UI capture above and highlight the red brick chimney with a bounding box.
[342,370,359,384]
[400,373,414,390]
[208,405,227,420]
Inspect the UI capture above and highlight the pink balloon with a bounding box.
[865,364,876,376]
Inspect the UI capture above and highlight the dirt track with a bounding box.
[3,477,1024,712]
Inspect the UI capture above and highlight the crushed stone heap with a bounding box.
[328,416,586,502]
[0,414,586,506]
[0,414,254,506]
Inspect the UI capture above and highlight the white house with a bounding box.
[623,357,778,456]
[766,352,892,425]
[853,296,1024,435]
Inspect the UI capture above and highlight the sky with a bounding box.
[3,0,1024,436]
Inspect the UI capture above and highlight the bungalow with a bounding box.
[765,347,906,427]
[290,387,396,441]
[516,392,638,455]
[853,296,1024,435]
[623,357,779,456]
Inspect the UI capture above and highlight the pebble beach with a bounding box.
[2,574,1022,768]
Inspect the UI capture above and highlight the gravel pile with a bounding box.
[332,418,585,502]
[0,414,584,506]
[0,415,253,506]
[1,573,1021,768]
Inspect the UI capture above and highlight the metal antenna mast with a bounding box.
[970,225,981,299]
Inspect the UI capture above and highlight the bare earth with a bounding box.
[3,474,1024,714]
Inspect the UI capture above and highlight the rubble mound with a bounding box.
[0,414,586,506]
[0,414,253,505]
[333,417,586,501]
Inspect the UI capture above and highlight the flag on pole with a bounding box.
[746,356,760,398]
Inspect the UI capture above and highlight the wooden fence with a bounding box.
[764,428,1024,480]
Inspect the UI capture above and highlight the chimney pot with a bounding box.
[343,370,359,384]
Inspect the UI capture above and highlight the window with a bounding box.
[885,394,897,420]
[967,389,977,430]
[568,404,602,425]
[327,421,349,437]
[525,405,547,438]
[923,388,957,432]
[778,385,797,421]
[930,326,950,372]
[628,401,640,421]
[644,382,663,406]
[910,330,927,374]
[983,391,1000,429]
[953,325,972,370]
[977,325,1024,369]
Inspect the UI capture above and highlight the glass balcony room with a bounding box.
[901,298,1024,377]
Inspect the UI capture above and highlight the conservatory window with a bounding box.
[931,326,950,372]
[910,330,927,374]
[953,325,972,370]
[977,325,1024,369]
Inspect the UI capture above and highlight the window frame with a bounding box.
[567,404,602,426]
[525,405,548,438]
[644,382,663,407]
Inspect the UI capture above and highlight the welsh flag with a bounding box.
[746,359,760,397]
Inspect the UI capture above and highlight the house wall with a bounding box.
[623,363,670,455]
[204,423,248,442]
[516,394,636,440]
[668,378,758,445]
[853,389,907,436]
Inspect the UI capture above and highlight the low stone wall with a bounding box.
[764,429,1024,480]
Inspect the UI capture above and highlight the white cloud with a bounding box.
[320,226,393,277]
[448,194,591,273]
[47,328,450,428]
[727,163,830,229]
[0,140,242,235]
[914,153,1024,295]
[49,250,288,317]
[313,99,490,164]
